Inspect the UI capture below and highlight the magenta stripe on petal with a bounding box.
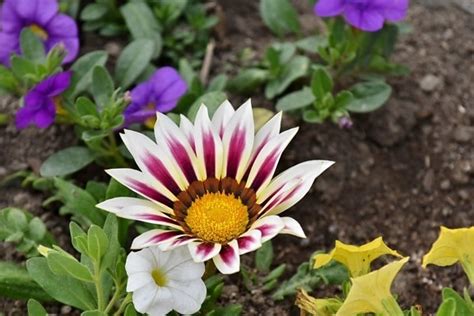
[203,131,216,178]
[256,224,278,238]
[139,214,177,225]
[238,236,256,251]
[144,154,181,195]
[149,230,182,243]
[196,243,215,258]
[169,235,193,246]
[168,139,197,183]
[220,244,236,266]
[250,149,279,191]
[129,179,173,208]
[227,127,246,178]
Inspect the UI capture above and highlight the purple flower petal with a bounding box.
[1,1,23,33]
[378,0,409,22]
[344,5,385,31]
[314,0,345,17]
[33,99,56,128]
[15,94,55,129]
[0,32,19,66]
[150,66,187,112]
[33,71,72,97]
[12,0,58,26]
[45,14,78,38]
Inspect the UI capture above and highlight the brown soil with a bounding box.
[1,0,473,315]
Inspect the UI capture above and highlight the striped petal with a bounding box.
[159,235,197,251]
[131,229,186,249]
[237,229,262,255]
[280,217,306,238]
[154,113,202,183]
[211,100,235,138]
[179,115,196,152]
[106,168,175,209]
[250,215,285,243]
[96,197,179,228]
[258,160,334,216]
[194,105,224,179]
[188,242,222,262]
[221,100,254,182]
[247,111,282,167]
[121,129,183,195]
[213,240,240,274]
[246,127,298,194]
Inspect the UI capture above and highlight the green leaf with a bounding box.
[40,146,95,177]
[100,214,122,270]
[70,222,87,254]
[295,35,328,54]
[68,51,108,97]
[265,55,309,99]
[0,65,18,93]
[27,257,96,310]
[124,304,138,316]
[47,253,94,283]
[334,90,354,109]
[442,288,474,315]
[106,178,134,199]
[10,55,36,79]
[208,74,228,92]
[260,0,300,36]
[82,311,107,316]
[311,67,333,100]
[436,298,456,316]
[80,3,108,21]
[187,91,227,121]
[54,178,106,227]
[263,264,286,283]
[120,2,162,58]
[28,217,46,241]
[255,241,274,272]
[276,87,315,112]
[91,66,114,111]
[227,68,269,95]
[75,97,98,117]
[209,304,243,316]
[87,225,109,262]
[0,261,51,301]
[115,39,155,89]
[27,299,47,316]
[346,80,392,113]
[20,28,45,62]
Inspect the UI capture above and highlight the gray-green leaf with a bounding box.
[115,39,155,89]
[40,146,95,177]
[346,80,392,113]
[276,87,315,112]
[260,0,300,36]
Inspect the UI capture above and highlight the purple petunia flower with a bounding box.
[0,0,79,66]
[124,67,187,126]
[314,0,409,32]
[15,71,72,129]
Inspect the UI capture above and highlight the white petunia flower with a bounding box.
[98,100,333,274]
[125,246,206,315]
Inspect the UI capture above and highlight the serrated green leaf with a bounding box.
[260,0,300,36]
[40,146,94,177]
[115,39,155,89]
[276,87,315,112]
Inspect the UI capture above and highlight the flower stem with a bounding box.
[107,132,127,167]
[114,293,132,316]
[94,262,105,311]
[105,280,124,314]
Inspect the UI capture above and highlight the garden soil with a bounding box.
[0,0,472,315]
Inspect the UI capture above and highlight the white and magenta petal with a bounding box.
[250,215,285,243]
[221,100,254,182]
[154,113,202,183]
[247,111,282,167]
[213,240,240,274]
[96,197,180,229]
[179,115,196,151]
[237,229,262,255]
[245,127,298,194]
[131,229,187,249]
[280,217,306,238]
[188,242,222,262]
[211,100,235,138]
[120,130,184,196]
[159,235,197,251]
[194,105,224,179]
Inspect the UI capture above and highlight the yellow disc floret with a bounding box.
[185,192,249,244]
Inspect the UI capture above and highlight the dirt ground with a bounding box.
[0,0,473,315]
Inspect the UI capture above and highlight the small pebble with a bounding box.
[419,74,442,92]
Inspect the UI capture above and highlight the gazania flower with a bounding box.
[98,100,333,274]
[126,246,206,315]
[15,71,72,129]
[0,0,79,66]
[314,0,409,32]
[124,67,187,127]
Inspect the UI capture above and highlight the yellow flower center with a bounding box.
[151,268,167,287]
[184,192,249,244]
[144,103,156,128]
[30,24,48,40]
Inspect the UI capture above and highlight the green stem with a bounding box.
[105,280,124,314]
[107,132,127,167]
[114,293,132,316]
[94,262,105,311]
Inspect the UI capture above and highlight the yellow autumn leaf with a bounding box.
[314,237,402,277]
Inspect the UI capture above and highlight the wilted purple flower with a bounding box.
[338,116,353,129]
[15,71,72,129]
[0,0,79,66]
[124,67,187,126]
[314,0,409,32]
